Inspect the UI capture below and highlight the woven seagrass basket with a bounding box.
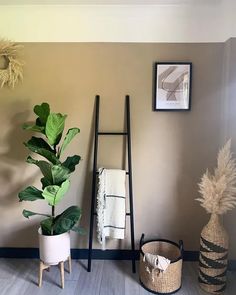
[139,234,183,294]
[198,214,229,294]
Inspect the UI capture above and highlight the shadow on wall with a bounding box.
[168,61,223,249]
[2,222,39,248]
[75,99,95,248]
[0,100,39,209]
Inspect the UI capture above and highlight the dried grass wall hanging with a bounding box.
[196,139,236,294]
[0,39,24,88]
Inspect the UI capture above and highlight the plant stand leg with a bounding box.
[59,261,65,289]
[38,261,43,287]
[38,260,50,287]
[68,256,72,273]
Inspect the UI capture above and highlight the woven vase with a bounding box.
[198,213,229,294]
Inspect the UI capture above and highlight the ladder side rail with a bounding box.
[87,95,100,272]
[126,95,136,273]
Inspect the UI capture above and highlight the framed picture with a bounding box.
[153,62,192,111]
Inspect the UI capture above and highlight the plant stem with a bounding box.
[51,205,55,235]
[51,144,57,235]
[52,205,55,218]
[53,145,57,157]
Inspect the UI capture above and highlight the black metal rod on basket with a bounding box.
[139,233,145,249]
[179,240,184,258]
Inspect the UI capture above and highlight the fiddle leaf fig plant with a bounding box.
[19,102,83,236]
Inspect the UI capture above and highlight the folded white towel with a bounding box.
[97,168,126,250]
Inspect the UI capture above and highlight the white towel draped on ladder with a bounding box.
[97,168,126,250]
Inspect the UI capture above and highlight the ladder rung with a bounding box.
[93,212,131,216]
[98,132,128,135]
[95,171,129,175]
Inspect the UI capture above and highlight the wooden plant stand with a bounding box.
[38,256,71,289]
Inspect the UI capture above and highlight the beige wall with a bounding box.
[1,42,235,256]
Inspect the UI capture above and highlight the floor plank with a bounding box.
[124,261,140,295]
[99,260,125,295]
[0,259,235,295]
[76,260,104,295]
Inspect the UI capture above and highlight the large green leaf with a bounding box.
[22,123,44,133]
[51,165,70,185]
[36,118,44,127]
[41,177,52,189]
[62,155,81,172]
[59,128,80,156]
[24,140,60,165]
[27,136,54,153]
[42,185,60,206]
[42,179,70,206]
[41,217,54,235]
[27,156,53,182]
[19,186,44,202]
[23,209,50,219]
[27,157,70,186]
[53,206,82,235]
[45,113,67,146]
[34,102,50,125]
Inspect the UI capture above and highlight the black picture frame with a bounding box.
[153,62,192,111]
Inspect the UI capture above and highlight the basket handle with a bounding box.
[179,240,184,258]
[139,233,145,249]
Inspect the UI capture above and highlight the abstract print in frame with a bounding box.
[154,62,192,111]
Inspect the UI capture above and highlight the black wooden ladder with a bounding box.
[87,95,136,273]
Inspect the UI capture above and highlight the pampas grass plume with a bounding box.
[196,139,236,214]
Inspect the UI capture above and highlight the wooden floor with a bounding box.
[0,259,235,295]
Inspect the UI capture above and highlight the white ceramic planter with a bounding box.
[38,228,70,265]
